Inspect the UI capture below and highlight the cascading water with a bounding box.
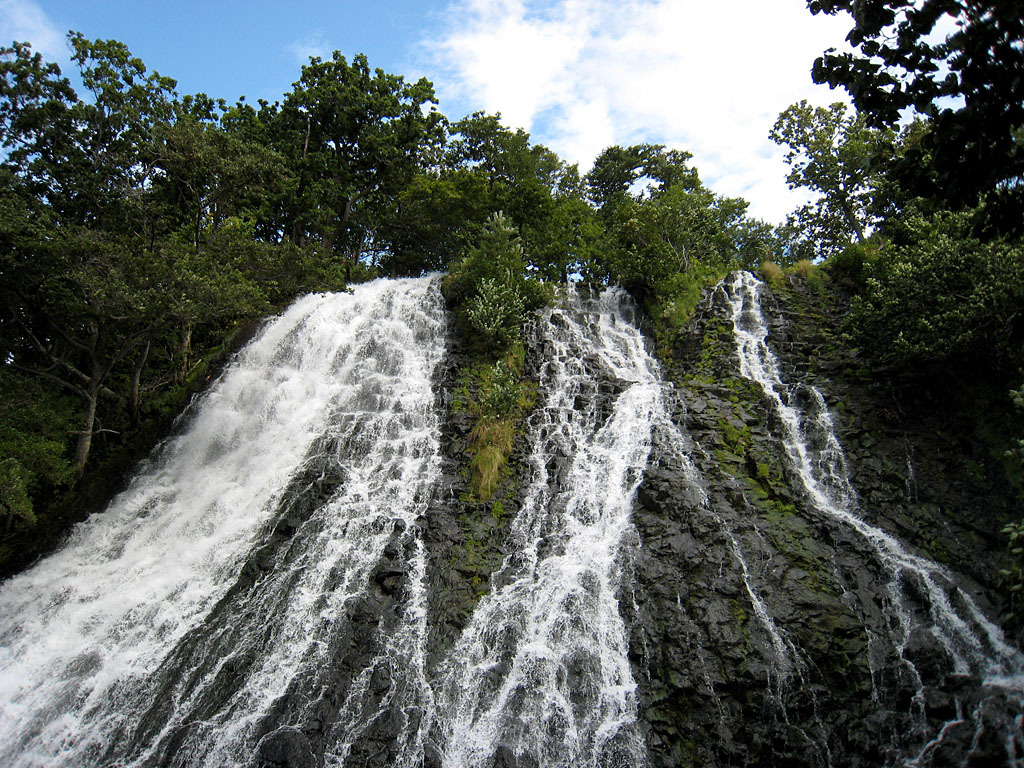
[9,265,1019,768]
[0,276,448,768]
[432,287,658,768]
[722,269,1024,764]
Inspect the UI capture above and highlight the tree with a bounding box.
[151,96,289,253]
[278,52,445,272]
[444,112,583,270]
[524,191,605,284]
[770,100,892,257]
[0,42,77,188]
[376,169,491,276]
[0,370,74,529]
[61,34,176,230]
[445,112,540,187]
[442,212,548,354]
[1,37,274,478]
[602,183,749,304]
[586,143,699,213]
[807,0,1024,225]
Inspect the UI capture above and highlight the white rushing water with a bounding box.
[434,287,656,768]
[0,276,447,768]
[723,270,1024,755]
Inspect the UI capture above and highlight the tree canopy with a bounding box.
[808,0,1024,226]
[770,100,893,257]
[7,17,1022,563]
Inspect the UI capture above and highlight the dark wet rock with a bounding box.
[625,274,1023,767]
[77,277,1021,768]
[255,727,315,768]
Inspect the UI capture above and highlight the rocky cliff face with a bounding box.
[625,274,1021,767]
[248,274,1022,768]
[5,275,1018,768]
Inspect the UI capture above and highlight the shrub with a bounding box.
[850,208,1024,369]
[0,459,35,525]
[466,279,526,352]
[759,261,784,283]
[828,242,877,285]
[478,360,522,417]
[468,418,515,499]
[443,211,550,356]
[791,258,827,294]
[792,259,816,278]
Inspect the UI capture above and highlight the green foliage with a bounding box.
[849,207,1024,370]
[278,51,444,265]
[443,212,524,302]
[466,279,527,350]
[458,347,537,500]
[1000,519,1024,619]
[1007,385,1024,497]
[468,418,515,501]
[0,459,34,525]
[791,259,827,294]
[649,260,729,335]
[378,170,491,275]
[0,371,75,527]
[825,241,878,287]
[601,184,747,305]
[792,259,816,279]
[586,143,699,213]
[770,101,893,257]
[443,211,549,354]
[808,1,1024,228]
[477,358,534,419]
[759,261,785,286]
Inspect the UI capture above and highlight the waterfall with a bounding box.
[433,287,656,768]
[8,266,1018,767]
[0,277,448,768]
[723,270,1024,762]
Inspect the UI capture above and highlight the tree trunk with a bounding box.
[73,388,99,482]
[130,339,151,424]
[180,320,193,382]
[838,192,866,244]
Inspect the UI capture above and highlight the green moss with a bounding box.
[717,417,751,456]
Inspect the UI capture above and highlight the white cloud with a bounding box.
[287,31,333,65]
[427,0,854,223]
[0,0,67,62]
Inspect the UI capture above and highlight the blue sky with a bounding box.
[1,0,854,223]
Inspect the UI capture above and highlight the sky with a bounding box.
[0,0,855,224]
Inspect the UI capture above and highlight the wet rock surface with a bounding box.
[627,274,1022,767]
[420,324,530,673]
[13,277,1020,768]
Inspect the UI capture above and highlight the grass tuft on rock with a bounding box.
[468,418,515,499]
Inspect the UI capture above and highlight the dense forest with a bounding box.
[1,0,1022,590]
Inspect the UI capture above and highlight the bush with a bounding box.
[443,211,549,356]
[791,258,827,294]
[0,371,75,529]
[0,459,35,525]
[850,208,1024,369]
[466,279,526,351]
[468,418,515,500]
[1007,384,1024,496]
[478,359,523,417]
[792,259,816,278]
[759,261,784,284]
[827,242,877,286]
